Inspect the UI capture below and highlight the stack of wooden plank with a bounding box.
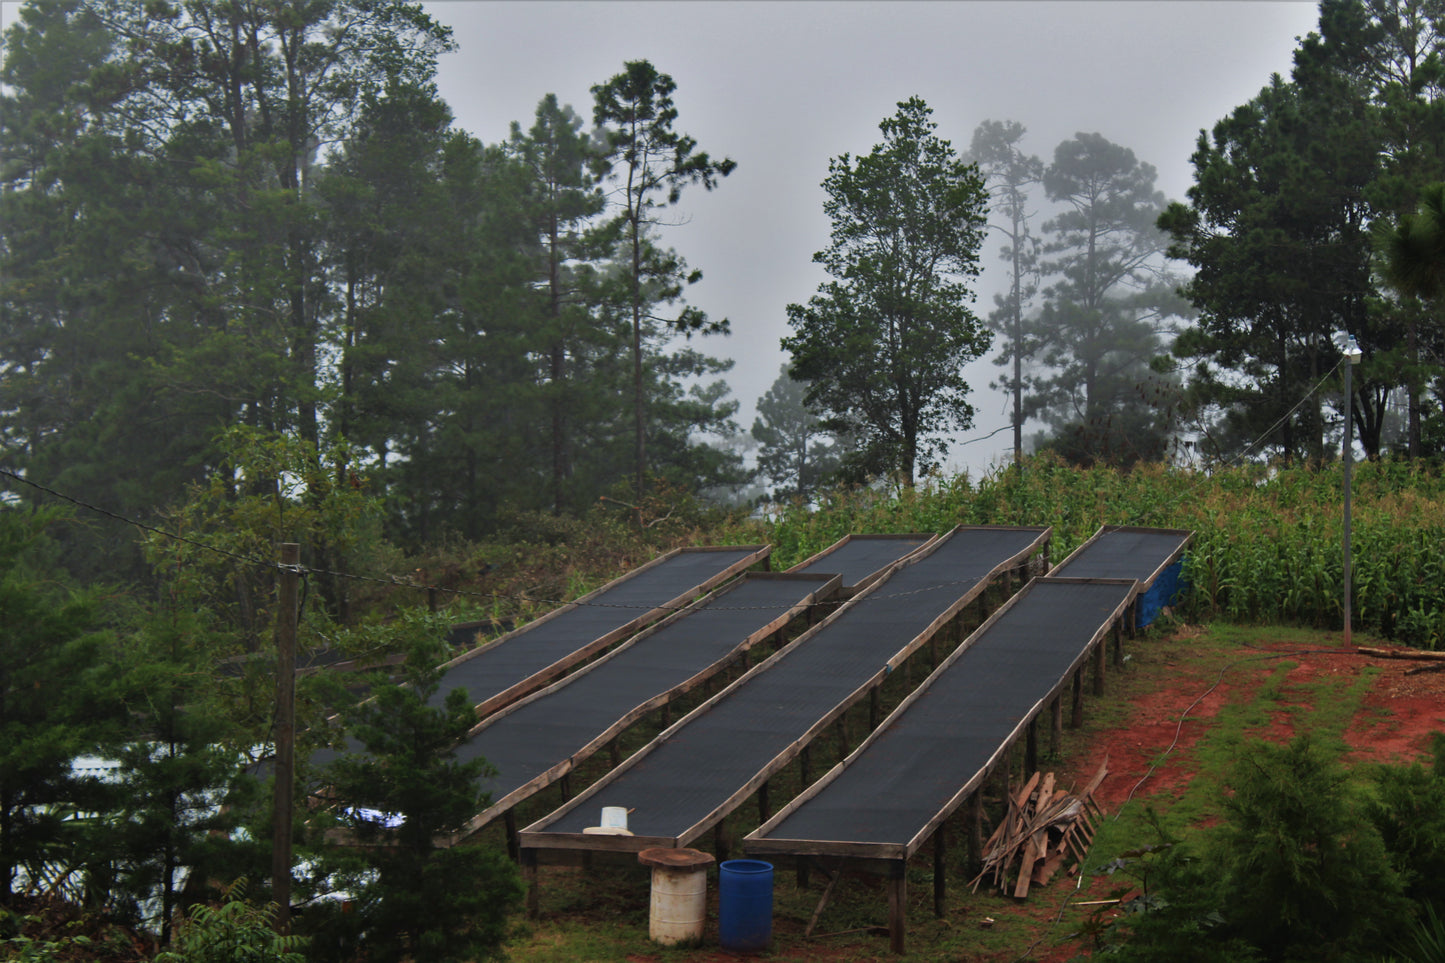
[970,756,1108,899]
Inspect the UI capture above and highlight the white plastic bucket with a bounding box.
[601,806,628,830]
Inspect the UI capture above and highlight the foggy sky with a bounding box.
[420,0,1321,476]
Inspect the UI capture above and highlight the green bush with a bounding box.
[152,886,304,963]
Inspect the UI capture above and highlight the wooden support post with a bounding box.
[522,849,540,919]
[870,685,881,730]
[1025,716,1038,775]
[797,853,810,890]
[837,716,851,762]
[714,819,729,862]
[933,824,947,918]
[1093,640,1106,696]
[559,774,572,802]
[504,810,520,864]
[609,738,621,768]
[759,780,771,823]
[801,744,812,785]
[271,542,299,934]
[1072,668,1084,728]
[661,703,672,728]
[888,861,907,955]
[1112,620,1124,668]
[1050,696,1063,757]
[968,791,984,876]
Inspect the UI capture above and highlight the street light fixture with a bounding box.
[1335,332,1362,645]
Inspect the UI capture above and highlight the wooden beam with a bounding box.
[968,791,984,877]
[888,861,907,955]
[1050,696,1062,757]
[522,849,539,919]
[1025,716,1038,775]
[934,824,947,918]
[805,859,845,938]
[504,810,519,863]
[1072,668,1084,728]
[271,542,299,934]
[1092,641,1105,697]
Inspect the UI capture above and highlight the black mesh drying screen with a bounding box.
[534,527,1044,840]
[430,547,759,709]
[1051,529,1189,584]
[755,579,1132,848]
[790,536,930,588]
[456,576,831,801]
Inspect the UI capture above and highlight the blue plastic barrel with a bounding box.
[718,859,773,952]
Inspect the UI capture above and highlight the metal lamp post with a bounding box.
[1337,333,1362,645]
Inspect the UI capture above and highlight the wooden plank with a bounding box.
[1013,836,1038,899]
[805,859,846,938]
[1031,852,1065,887]
[888,866,907,955]
[1359,645,1445,661]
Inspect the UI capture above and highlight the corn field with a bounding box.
[748,456,1445,648]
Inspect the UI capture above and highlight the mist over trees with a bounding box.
[750,365,849,501]
[1025,132,1189,466]
[969,120,1045,466]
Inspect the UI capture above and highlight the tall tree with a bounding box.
[0,0,457,575]
[1158,1,1445,464]
[0,510,115,905]
[1376,181,1445,451]
[1364,0,1445,455]
[1023,133,1186,466]
[508,95,608,514]
[969,120,1044,465]
[591,60,736,503]
[751,365,846,501]
[784,98,990,487]
[107,614,260,943]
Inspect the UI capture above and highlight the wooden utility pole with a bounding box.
[272,542,299,932]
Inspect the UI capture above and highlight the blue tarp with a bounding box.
[1136,560,1185,628]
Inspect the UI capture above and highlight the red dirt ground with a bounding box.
[1021,629,1445,962]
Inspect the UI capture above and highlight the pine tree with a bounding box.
[783,98,990,486]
